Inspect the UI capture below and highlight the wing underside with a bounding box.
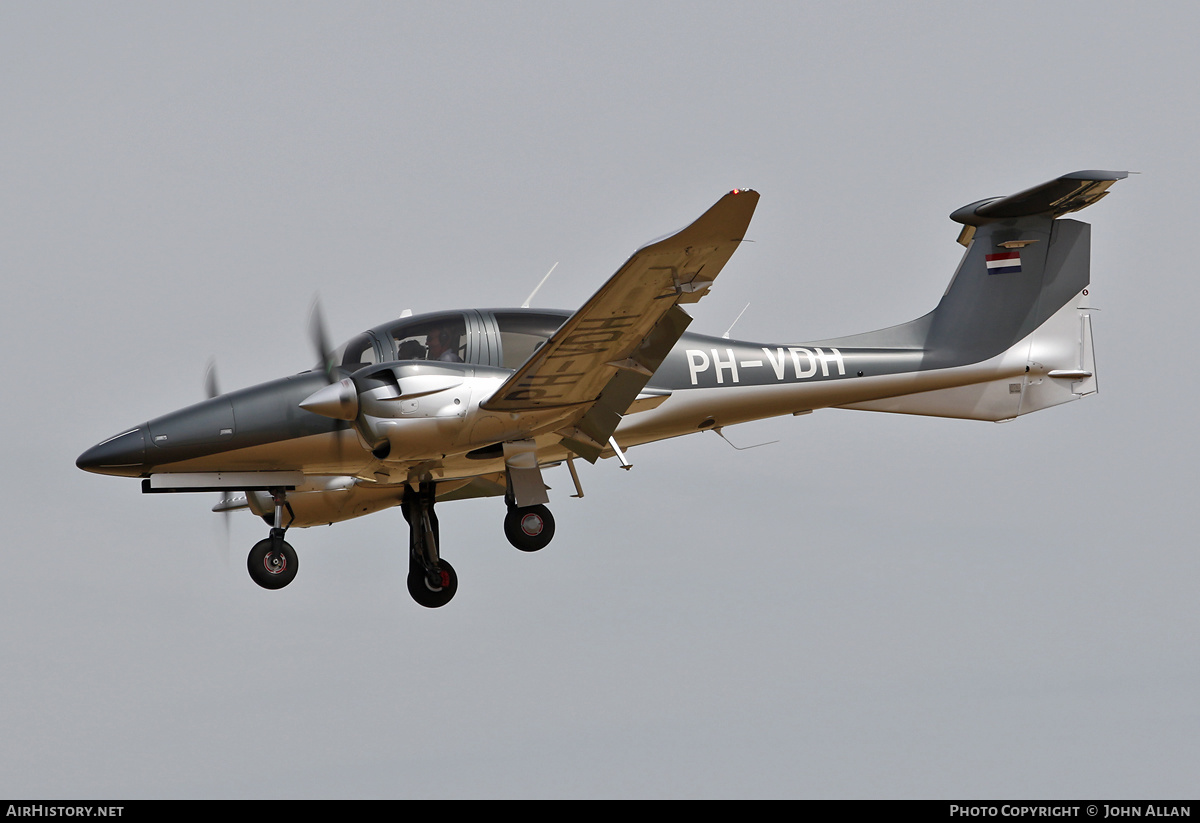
[482,189,759,461]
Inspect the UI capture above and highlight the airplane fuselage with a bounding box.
[78,287,1087,501]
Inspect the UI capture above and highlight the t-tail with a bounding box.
[816,170,1128,422]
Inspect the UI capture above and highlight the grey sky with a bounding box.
[2,1,1197,798]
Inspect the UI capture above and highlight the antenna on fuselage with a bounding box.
[522,262,559,308]
[722,303,751,339]
[711,425,778,451]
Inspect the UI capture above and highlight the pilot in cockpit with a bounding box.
[427,326,463,363]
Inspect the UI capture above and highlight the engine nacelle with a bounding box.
[352,362,513,461]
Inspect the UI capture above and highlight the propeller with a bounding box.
[309,295,337,383]
[211,493,234,569]
[203,357,232,566]
[204,357,220,399]
[305,295,365,461]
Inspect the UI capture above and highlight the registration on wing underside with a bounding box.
[501,314,643,406]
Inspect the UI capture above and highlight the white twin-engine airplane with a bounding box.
[78,171,1127,607]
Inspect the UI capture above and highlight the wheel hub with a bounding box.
[520,513,544,536]
[424,568,450,591]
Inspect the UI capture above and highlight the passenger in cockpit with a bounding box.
[397,339,426,360]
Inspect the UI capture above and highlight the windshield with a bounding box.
[328,333,379,371]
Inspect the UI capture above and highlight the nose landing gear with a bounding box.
[247,531,298,589]
[247,488,298,590]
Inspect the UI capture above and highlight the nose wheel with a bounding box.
[246,489,299,590]
[504,504,555,552]
[247,529,298,590]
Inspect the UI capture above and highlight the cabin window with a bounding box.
[493,312,564,370]
[388,314,467,364]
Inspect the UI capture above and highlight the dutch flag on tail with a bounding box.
[985,251,1021,275]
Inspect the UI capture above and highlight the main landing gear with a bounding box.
[501,455,556,553]
[403,482,458,608]
[247,488,298,590]
[399,482,557,606]
[504,503,555,552]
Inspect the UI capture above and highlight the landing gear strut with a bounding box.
[247,488,298,590]
[403,482,457,608]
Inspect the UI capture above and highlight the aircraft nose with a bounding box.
[76,426,148,477]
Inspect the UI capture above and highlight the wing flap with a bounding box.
[557,303,692,460]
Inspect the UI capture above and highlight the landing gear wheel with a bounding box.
[504,504,555,552]
[247,538,298,590]
[407,559,457,608]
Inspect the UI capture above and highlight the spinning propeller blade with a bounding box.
[309,296,336,383]
[204,358,220,399]
[306,295,365,462]
[202,359,232,564]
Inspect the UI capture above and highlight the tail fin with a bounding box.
[839,170,1126,421]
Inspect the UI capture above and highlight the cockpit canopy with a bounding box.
[330,309,570,373]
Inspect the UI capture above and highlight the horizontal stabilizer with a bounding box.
[951,170,1128,227]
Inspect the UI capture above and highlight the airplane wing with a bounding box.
[481,189,759,461]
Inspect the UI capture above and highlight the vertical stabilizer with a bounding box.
[835,171,1124,421]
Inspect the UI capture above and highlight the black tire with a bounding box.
[504,504,555,552]
[407,560,458,608]
[247,538,299,590]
